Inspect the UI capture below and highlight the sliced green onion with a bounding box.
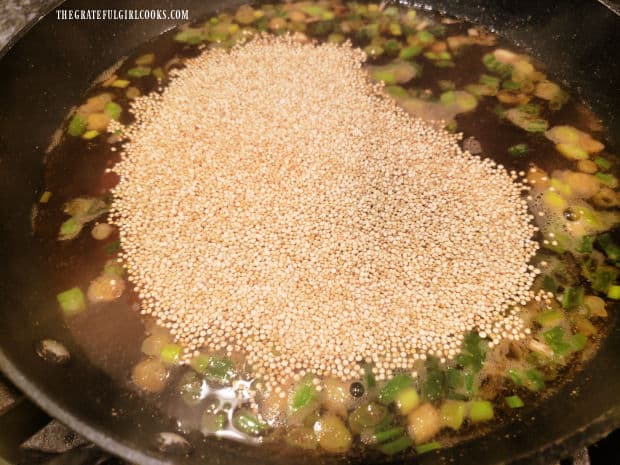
[372,412,395,433]
[465,84,496,97]
[178,371,204,405]
[110,79,130,88]
[254,16,269,32]
[383,6,400,17]
[440,400,466,430]
[438,80,455,91]
[505,395,524,409]
[434,60,455,68]
[306,19,335,37]
[152,67,165,80]
[57,287,86,316]
[383,39,401,55]
[482,53,497,71]
[422,357,446,401]
[468,400,494,423]
[364,44,384,58]
[575,315,597,336]
[63,197,108,224]
[67,114,87,137]
[364,365,377,389]
[584,295,607,317]
[416,30,434,44]
[549,96,567,110]
[597,233,620,261]
[374,426,405,443]
[378,435,413,455]
[60,217,79,236]
[444,120,458,132]
[190,354,234,382]
[440,91,456,105]
[233,410,267,435]
[571,333,587,351]
[371,62,419,85]
[300,5,325,17]
[174,28,205,44]
[327,32,345,44]
[103,260,123,277]
[502,80,521,90]
[542,326,571,356]
[58,217,82,240]
[525,118,549,133]
[482,53,511,78]
[104,240,120,256]
[529,339,555,358]
[535,309,564,327]
[607,285,620,300]
[595,172,618,188]
[403,10,417,24]
[507,369,523,386]
[556,143,588,160]
[427,23,446,38]
[455,90,478,112]
[394,387,420,415]
[127,66,151,78]
[524,369,545,391]
[160,343,181,365]
[349,402,387,433]
[480,74,500,87]
[399,45,422,60]
[578,235,594,254]
[385,85,408,97]
[291,378,317,412]
[534,80,565,101]
[215,412,227,430]
[371,69,397,84]
[82,130,99,140]
[104,101,122,121]
[415,441,441,454]
[594,156,611,170]
[352,3,368,16]
[524,104,545,115]
[126,86,141,99]
[562,286,584,311]
[234,5,255,24]
[39,191,52,203]
[504,108,548,133]
[378,373,413,404]
[542,275,557,293]
[508,143,529,156]
[359,23,379,40]
[520,79,535,93]
[135,53,155,66]
[587,265,617,293]
[189,354,210,372]
[457,332,487,371]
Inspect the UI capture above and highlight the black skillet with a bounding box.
[0,0,619,464]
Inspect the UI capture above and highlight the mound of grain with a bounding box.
[110,35,539,387]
